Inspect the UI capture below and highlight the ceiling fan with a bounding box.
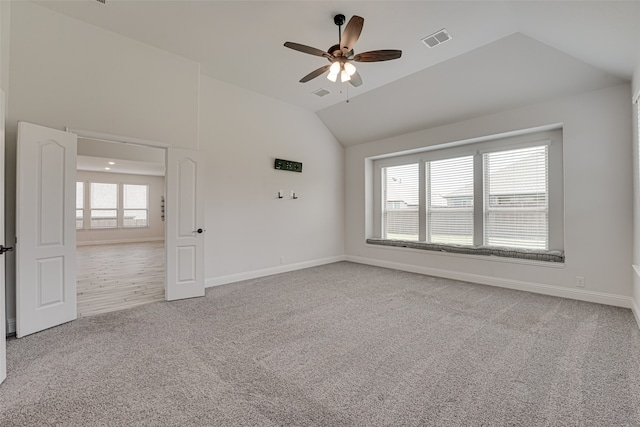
[284,14,402,87]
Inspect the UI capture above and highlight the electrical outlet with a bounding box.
[576,276,585,288]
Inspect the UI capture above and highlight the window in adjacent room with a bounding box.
[76,181,84,229]
[123,184,149,228]
[90,182,118,228]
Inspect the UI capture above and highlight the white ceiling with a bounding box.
[77,137,165,176]
[33,1,640,146]
[77,155,165,176]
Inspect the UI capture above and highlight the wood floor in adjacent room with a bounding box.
[76,241,165,317]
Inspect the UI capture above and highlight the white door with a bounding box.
[16,122,77,338]
[165,148,205,300]
[0,92,6,385]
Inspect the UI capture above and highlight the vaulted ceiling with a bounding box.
[34,1,640,146]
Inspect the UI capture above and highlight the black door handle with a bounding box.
[193,228,204,234]
[0,245,13,255]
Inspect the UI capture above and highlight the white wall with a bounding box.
[3,2,200,331]
[3,2,345,332]
[199,75,344,283]
[632,62,640,321]
[346,83,633,304]
[76,171,165,245]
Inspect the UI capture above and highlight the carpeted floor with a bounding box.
[2,261,640,426]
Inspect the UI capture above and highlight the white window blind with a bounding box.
[90,182,118,228]
[76,182,84,229]
[483,145,548,249]
[427,156,474,245]
[383,163,419,241]
[123,184,149,228]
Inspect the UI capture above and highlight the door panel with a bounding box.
[1,91,6,385]
[166,148,204,301]
[16,122,77,338]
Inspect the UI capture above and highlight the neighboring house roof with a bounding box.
[444,150,546,199]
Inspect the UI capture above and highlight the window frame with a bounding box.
[122,183,150,228]
[76,180,151,230]
[372,129,563,252]
[89,182,119,229]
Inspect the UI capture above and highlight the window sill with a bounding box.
[366,238,565,264]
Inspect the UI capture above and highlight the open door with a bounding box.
[165,148,205,301]
[16,122,77,338]
[1,92,6,384]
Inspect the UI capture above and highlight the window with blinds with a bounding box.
[123,184,149,228]
[90,182,118,228]
[76,182,84,229]
[375,130,561,255]
[427,156,473,245]
[382,163,419,241]
[483,145,548,249]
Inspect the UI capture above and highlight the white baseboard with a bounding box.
[346,255,635,310]
[76,237,164,246]
[205,255,346,288]
[6,317,15,336]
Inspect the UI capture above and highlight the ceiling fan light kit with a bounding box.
[284,14,402,89]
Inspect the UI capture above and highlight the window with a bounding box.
[76,182,84,229]
[484,146,548,249]
[427,156,474,245]
[123,184,148,228]
[383,164,419,241]
[90,183,118,228]
[374,129,563,254]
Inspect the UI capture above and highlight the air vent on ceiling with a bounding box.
[312,88,331,97]
[95,0,106,3]
[421,29,451,48]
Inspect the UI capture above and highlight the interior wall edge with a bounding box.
[205,255,347,288]
[346,255,636,312]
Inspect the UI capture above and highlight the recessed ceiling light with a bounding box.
[108,161,115,165]
[421,29,451,48]
[105,167,111,171]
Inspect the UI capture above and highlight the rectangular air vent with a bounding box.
[421,29,451,48]
[312,88,331,97]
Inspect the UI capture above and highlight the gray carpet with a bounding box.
[2,261,640,426]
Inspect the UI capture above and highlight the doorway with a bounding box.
[16,122,205,338]
[75,137,166,317]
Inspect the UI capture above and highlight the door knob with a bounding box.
[193,228,204,234]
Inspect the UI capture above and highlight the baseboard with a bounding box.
[76,237,164,246]
[6,317,15,336]
[206,255,346,288]
[346,255,634,310]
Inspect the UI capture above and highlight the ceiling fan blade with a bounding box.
[299,64,331,83]
[354,49,402,62]
[349,70,363,87]
[340,15,364,54]
[284,42,331,58]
